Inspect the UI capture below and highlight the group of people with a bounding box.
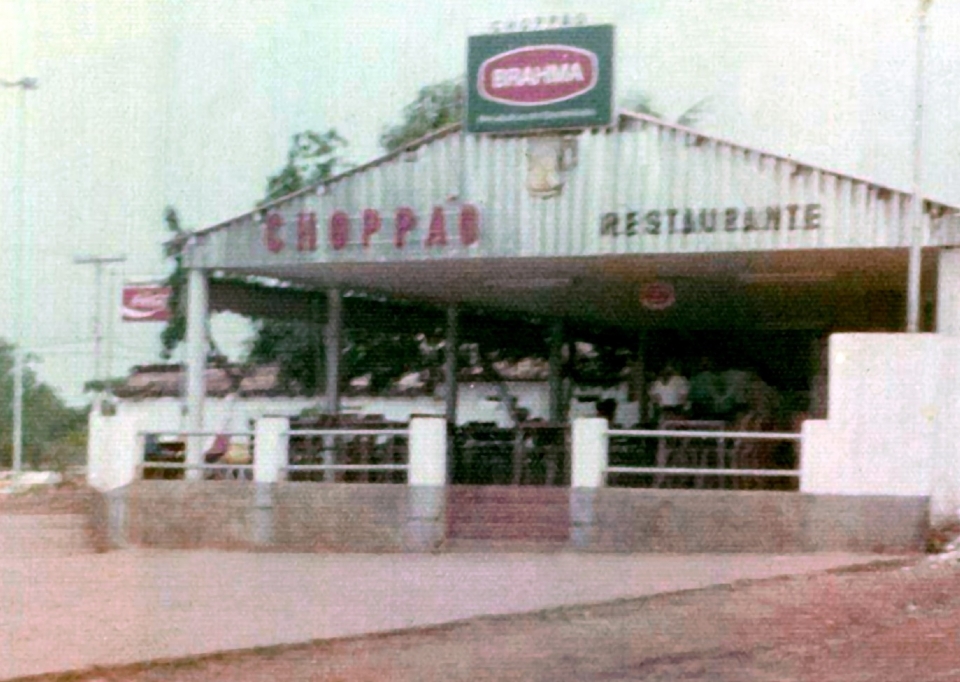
[648,358,779,426]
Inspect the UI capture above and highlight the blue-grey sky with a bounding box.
[1,0,959,405]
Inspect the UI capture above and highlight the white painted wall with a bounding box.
[801,333,960,522]
[88,380,642,491]
[87,411,142,492]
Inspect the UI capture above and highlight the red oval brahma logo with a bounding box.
[639,282,676,311]
[478,45,599,107]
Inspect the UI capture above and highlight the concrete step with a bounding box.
[446,503,570,525]
[447,522,570,541]
[439,538,570,552]
[0,514,96,557]
[446,485,571,542]
[447,485,569,505]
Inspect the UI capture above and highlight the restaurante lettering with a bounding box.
[600,203,822,237]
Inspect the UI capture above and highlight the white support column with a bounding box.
[409,416,448,486]
[86,409,140,492]
[184,266,209,481]
[570,417,608,550]
[571,417,608,489]
[937,248,960,335]
[254,417,289,484]
[406,416,447,551]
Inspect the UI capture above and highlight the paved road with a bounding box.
[0,550,903,680]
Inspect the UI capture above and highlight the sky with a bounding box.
[1,0,959,406]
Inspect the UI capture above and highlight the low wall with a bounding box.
[99,483,929,554]
[108,481,429,552]
[575,488,929,553]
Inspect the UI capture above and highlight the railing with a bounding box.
[454,422,569,486]
[607,421,802,491]
[138,430,255,480]
[284,427,409,483]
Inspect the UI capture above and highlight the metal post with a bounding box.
[2,76,38,473]
[73,255,126,391]
[184,266,208,480]
[322,288,342,482]
[312,294,324,396]
[634,332,648,426]
[444,305,458,483]
[444,305,459,426]
[907,2,929,333]
[548,320,564,422]
[324,288,342,416]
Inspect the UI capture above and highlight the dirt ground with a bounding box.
[13,552,956,682]
[0,481,97,516]
[4,484,957,681]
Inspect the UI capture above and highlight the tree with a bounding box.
[159,206,187,360]
[0,340,88,469]
[380,80,464,152]
[263,130,349,203]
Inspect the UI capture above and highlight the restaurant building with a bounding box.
[88,23,960,551]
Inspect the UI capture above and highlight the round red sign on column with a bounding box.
[639,281,675,311]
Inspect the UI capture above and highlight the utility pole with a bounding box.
[906,1,930,332]
[74,255,127,392]
[3,76,38,474]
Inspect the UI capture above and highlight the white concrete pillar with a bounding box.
[937,248,960,335]
[571,417,608,488]
[87,410,140,492]
[570,417,607,550]
[406,416,447,551]
[184,266,209,480]
[408,416,447,486]
[254,417,289,484]
[86,410,110,490]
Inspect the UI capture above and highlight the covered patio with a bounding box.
[86,112,960,552]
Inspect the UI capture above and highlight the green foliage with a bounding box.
[160,206,187,359]
[263,130,349,203]
[379,79,464,152]
[0,340,88,469]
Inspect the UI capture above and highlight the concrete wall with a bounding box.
[577,488,928,554]
[102,482,927,554]
[116,481,419,552]
[800,333,960,522]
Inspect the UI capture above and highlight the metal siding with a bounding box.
[197,121,955,269]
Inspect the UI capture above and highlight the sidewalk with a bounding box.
[0,549,904,680]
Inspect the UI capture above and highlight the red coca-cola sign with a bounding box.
[122,285,172,322]
[477,45,598,106]
[639,282,676,311]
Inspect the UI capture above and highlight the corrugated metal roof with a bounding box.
[188,112,960,271]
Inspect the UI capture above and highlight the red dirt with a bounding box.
[18,554,960,682]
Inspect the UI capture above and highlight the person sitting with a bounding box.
[717,366,752,421]
[649,364,689,423]
[596,398,618,425]
[688,357,723,420]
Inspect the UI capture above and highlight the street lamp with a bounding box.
[2,76,38,473]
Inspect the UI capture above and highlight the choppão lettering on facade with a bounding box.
[600,204,822,237]
[263,204,480,254]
